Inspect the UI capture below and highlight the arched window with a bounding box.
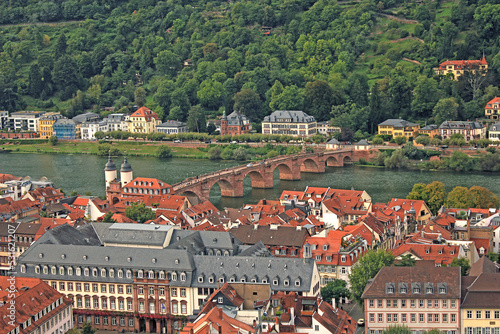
[35,266,40,274]
[118,270,123,278]
[138,270,144,278]
[101,268,106,277]
[59,267,65,275]
[171,272,177,281]
[148,271,155,279]
[68,267,73,276]
[109,269,115,278]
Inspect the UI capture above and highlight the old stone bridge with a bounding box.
[172,148,366,203]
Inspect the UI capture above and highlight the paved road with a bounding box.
[343,302,364,334]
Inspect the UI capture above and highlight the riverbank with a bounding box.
[0,140,212,159]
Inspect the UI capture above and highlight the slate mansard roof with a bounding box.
[263,110,316,123]
[17,244,195,285]
[192,255,316,292]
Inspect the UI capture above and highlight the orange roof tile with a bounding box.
[130,106,160,121]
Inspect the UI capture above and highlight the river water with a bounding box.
[1,153,499,208]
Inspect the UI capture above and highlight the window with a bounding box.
[495,311,500,319]
[401,300,406,307]
[218,297,223,304]
[443,314,447,322]
[112,317,117,326]
[434,300,439,308]
[428,314,433,322]
[59,282,65,290]
[378,300,383,308]
[119,300,124,310]
[393,314,398,322]
[172,302,178,314]
[434,314,439,322]
[120,317,125,326]
[180,288,186,297]
[128,301,132,310]
[451,300,456,308]
[392,300,397,307]
[485,311,491,319]
[451,314,456,322]
[129,318,134,327]
[369,314,374,322]
[411,300,415,307]
[110,285,115,293]
[94,299,99,309]
[84,283,90,292]
[442,300,447,308]
[476,311,482,319]
[101,284,107,293]
[428,300,432,308]
[316,255,321,261]
[118,285,123,294]
[95,316,100,325]
[387,314,392,322]
[171,288,177,297]
[149,287,155,295]
[467,311,472,319]
[402,314,406,322]
[419,300,424,308]
[419,314,424,322]
[369,300,374,307]
[110,300,116,310]
[68,283,73,291]
[411,314,415,322]
[378,314,383,322]
[386,300,391,308]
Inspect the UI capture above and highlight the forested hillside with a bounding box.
[1,0,500,135]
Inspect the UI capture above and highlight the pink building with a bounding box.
[362,266,461,334]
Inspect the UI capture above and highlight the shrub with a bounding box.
[155,145,172,159]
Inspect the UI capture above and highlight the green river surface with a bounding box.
[1,153,499,208]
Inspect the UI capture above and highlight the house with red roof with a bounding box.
[22,186,64,204]
[0,198,39,221]
[121,177,173,201]
[263,292,356,334]
[435,56,488,79]
[182,201,219,227]
[385,198,432,224]
[179,307,256,334]
[0,277,73,334]
[392,243,462,266]
[128,106,161,134]
[301,230,367,287]
[485,96,500,120]
[322,195,372,229]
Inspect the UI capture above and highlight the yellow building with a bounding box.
[378,119,420,140]
[39,112,63,138]
[461,272,500,334]
[435,57,488,80]
[128,107,161,134]
[417,124,439,138]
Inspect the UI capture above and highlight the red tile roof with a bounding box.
[486,96,500,108]
[438,57,487,70]
[0,174,21,183]
[392,243,460,266]
[179,306,255,334]
[130,106,160,121]
[471,237,491,254]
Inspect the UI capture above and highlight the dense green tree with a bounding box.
[81,322,96,334]
[385,149,408,169]
[54,34,67,59]
[233,88,262,122]
[349,248,394,305]
[320,279,350,304]
[450,257,470,276]
[155,145,172,159]
[125,202,155,223]
[469,186,500,209]
[232,147,248,161]
[197,79,224,110]
[446,186,475,209]
[303,80,335,121]
[395,254,416,267]
[48,135,58,146]
[407,181,446,214]
[445,151,474,171]
[52,55,80,100]
[28,63,43,98]
[154,50,182,76]
[101,211,116,223]
[411,77,441,118]
[187,105,206,133]
[208,146,222,160]
[134,87,147,107]
[270,85,304,111]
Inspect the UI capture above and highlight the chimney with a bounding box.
[219,307,223,318]
[332,298,336,310]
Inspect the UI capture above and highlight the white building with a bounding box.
[157,120,188,135]
[7,111,45,132]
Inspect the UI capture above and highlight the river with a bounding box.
[1,153,499,208]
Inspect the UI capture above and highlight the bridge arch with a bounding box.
[325,156,340,167]
[273,162,297,180]
[300,158,320,173]
[179,190,202,205]
[244,170,273,189]
[343,155,353,164]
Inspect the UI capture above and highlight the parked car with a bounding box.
[357,319,365,326]
[174,139,181,143]
[231,140,238,144]
[246,163,253,167]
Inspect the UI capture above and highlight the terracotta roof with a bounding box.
[184,201,218,219]
[392,243,460,266]
[72,197,90,207]
[130,106,160,121]
[179,306,255,334]
[438,57,487,69]
[471,237,491,254]
[486,96,500,108]
[123,177,172,191]
[0,174,21,183]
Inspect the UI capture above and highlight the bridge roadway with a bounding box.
[172,148,358,203]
